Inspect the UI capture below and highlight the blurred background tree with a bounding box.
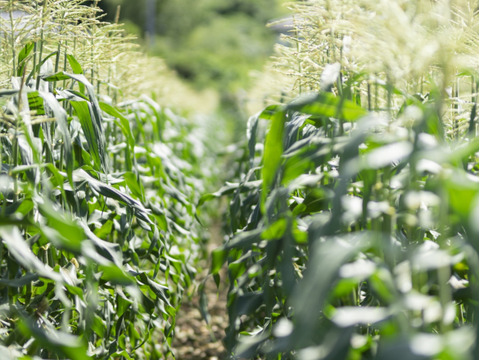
[88,0,288,138]
[94,0,286,90]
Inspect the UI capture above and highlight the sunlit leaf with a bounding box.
[0,226,62,282]
[332,306,390,327]
[262,110,285,210]
[287,92,367,123]
[17,41,34,77]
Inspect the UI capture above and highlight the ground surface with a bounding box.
[172,221,229,360]
[172,276,228,359]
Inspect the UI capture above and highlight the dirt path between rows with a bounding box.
[172,275,228,359]
[172,221,229,359]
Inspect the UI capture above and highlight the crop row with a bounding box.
[0,1,215,358]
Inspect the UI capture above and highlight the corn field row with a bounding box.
[0,1,220,358]
[0,1,478,360]
[208,1,479,359]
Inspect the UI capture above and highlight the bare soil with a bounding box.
[172,276,228,359]
[172,220,229,360]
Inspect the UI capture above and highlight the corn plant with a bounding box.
[207,1,479,359]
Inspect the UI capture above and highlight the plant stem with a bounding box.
[9,0,16,77]
[35,1,48,90]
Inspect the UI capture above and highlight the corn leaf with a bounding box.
[71,100,103,172]
[17,41,34,77]
[261,110,285,211]
[287,92,367,123]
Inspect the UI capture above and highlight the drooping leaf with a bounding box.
[211,248,227,275]
[38,91,74,184]
[124,172,145,201]
[99,264,135,285]
[44,72,108,172]
[17,317,89,360]
[70,100,103,171]
[287,92,367,123]
[0,226,63,282]
[331,307,390,327]
[36,198,85,253]
[0,89,19,97]
[363,141,413,169]
[99,101,135,148]
[71,169,153,226]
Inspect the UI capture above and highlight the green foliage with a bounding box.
[0,1,214,358]
[2,1,478,360]
[205,1,479,358]
[211,87,479,359]
[164,13,276,90]
[98,0,287,90]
